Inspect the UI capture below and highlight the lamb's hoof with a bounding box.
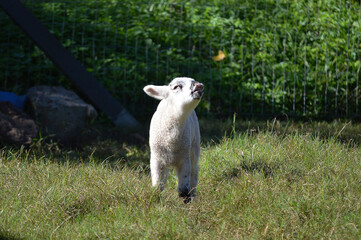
[183,196,192,204]
[179,192,191,204]
[179,192,192,204]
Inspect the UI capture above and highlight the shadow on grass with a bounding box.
[14,121,152,175]
[200,118,361,146]
[4,118,360,175]
[0,231,23,240]
[222,159,280,179]
[221,158,305,184]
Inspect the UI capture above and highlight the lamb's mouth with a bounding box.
[191,90,203,100]
[191,82,204,100]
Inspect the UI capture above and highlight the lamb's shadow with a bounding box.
[221,158,305,184]
[223,159,279,179]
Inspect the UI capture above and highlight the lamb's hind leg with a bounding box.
[150,157,168,191]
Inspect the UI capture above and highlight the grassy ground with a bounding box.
[0,119,360,239]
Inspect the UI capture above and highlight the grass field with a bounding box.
[0,119,360,239]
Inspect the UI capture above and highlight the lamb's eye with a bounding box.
[172,85,182,90]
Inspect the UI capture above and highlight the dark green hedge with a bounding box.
[1,0,360,119]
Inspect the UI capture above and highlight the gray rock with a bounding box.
[0,102,39,145]
[27,86,97,143]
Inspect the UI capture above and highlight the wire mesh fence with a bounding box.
[0,0,360,120]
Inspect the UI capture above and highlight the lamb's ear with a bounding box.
[143,85,169,100]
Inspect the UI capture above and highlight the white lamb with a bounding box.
[143,77,204,203]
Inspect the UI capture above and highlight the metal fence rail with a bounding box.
[0,0,360,120]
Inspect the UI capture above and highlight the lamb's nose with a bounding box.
[194,82,204,91]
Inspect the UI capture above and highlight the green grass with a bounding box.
[1,119,360,239]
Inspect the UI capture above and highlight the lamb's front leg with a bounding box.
[150,156,168,191]
[176,158,191,203]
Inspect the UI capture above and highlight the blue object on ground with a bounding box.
[0,91,27,110]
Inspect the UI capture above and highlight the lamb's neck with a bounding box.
[165,106,193,127]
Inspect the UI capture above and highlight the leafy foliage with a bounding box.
[0,0,360,119]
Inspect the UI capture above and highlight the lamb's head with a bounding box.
[143,77,204,112]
